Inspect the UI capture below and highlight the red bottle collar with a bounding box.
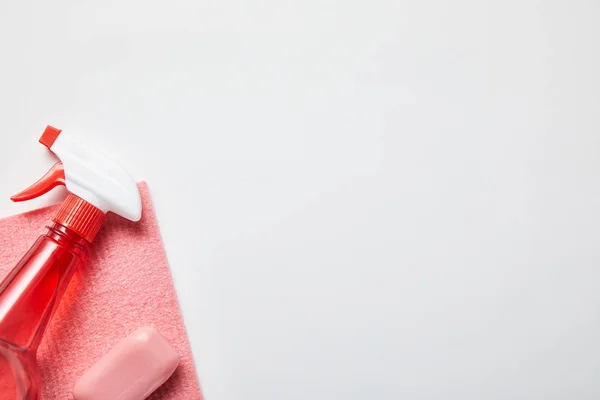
[53,194,106,243]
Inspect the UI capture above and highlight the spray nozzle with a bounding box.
[12,126,142,224]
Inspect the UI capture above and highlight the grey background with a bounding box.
[1,0,599,398]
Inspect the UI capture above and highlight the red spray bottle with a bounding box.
[0,126,142,400]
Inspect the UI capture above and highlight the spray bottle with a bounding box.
[0,126,142,400]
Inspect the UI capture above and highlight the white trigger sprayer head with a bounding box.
[40,127,142,221]
[12,126,142,222]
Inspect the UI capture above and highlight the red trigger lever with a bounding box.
[11,162,66,202]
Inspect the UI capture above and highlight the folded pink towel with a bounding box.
[0,182,203,399]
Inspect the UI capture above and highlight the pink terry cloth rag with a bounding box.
[0,182,203,399]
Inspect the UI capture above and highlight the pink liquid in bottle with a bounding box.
[0,223,90,400]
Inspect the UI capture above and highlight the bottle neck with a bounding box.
[46,223,91,252]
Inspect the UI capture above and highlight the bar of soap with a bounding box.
[73,326,180,400]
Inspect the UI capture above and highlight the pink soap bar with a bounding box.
[73,326,180,400]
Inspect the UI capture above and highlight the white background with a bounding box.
[1,1,600,399]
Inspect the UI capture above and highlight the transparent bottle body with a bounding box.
[0,224,88,400]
